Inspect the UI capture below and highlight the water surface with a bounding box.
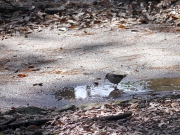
[54,78,180,100]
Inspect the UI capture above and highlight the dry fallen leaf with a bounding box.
[55,70,62,74]
[76,113,83,117]
[130,103,139,109]
[60,18,67,23]
[54,14,60,18]
[172,14,180,19]
[118,24,125,28]
[104,104,114,109]
[171,102,179,108]
[52,120,64,126]
[19,27,28,32]
[96,132,107,135]
[17,74,27,77]
[84,30,88,33]
[27,125,38,131]
[11,107,17,110]
[28,66,34,68]
[83,126,93,132]
[71,25,76,28]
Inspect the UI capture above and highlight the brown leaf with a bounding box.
[84,30,88,33]
[118,24,125,28]
[172,14,180,19]
[17,74,27,77]
[177,22,180,27]
[54,14,60,18]
[52,120,64,126]
[28,66,34,68]
[171,102,179,108]
[11,107,17,110]
[130,103,139,109]
[85,22,90,27]
[60,18,67,23]
[94,20,101,24]
[27,125,38,131]
[104,104,114,109]
[55,70,62,74]
[19,27,28,32]
[71,25,76,28]
[83,126,93,132]
[76,113,83,117]
[96,132,107,135]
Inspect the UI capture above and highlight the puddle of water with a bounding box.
[54,81,149,100]
[54,78,180,100]
[145,78,180,91]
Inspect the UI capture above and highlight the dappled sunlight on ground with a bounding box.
[0,26,180,109]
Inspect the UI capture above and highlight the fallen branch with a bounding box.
[45,7,65,14]
[0,118,53,131]
[0,117,17,126]
[93,112,132,121]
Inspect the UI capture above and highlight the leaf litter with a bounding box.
[0,0,180,39]
[0,94,180,134]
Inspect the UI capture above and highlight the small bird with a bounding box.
[105,73,127,89]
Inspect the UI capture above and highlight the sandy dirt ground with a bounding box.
[0,24,180,109]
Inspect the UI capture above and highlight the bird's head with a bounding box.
[105,73,110,80]
[104,73,110,82]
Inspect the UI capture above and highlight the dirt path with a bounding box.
[0,25,180,109]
